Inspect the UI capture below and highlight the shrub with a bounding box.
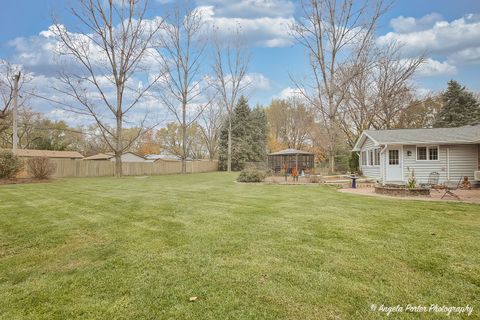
[27,157,57,179]
[237,168,267,183]
[309,175,321,183]
[406,168,417,189]
[0,150,24,179]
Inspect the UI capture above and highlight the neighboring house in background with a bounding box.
[83,152,152,162]
[3,149,84,160]
[144,154,180,161]
[145,154,196,162]
[353,124,480,184]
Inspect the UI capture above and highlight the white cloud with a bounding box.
[195,0,295,19]
[244,72,271,91]
[378,13,480,64]
[416,58,457,76]
[276,86,303,99]
[390,13,442,34]
[198,5,293,47]
[449,47,480,65]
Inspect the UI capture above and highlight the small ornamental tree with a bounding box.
[27,157,57,179]
[0,150,23,179]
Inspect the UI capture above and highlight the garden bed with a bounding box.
[375,184,430,197]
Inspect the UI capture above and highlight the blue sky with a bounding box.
[1,0,479,122]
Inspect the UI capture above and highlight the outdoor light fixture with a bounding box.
[407,150,412,157]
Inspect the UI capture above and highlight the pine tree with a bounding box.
[247,106,267,163]
[218,97,267,171]
[434,80,480,128]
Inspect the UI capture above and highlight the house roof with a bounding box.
[83,152,147,161]
[268,148,314,156]
[83,153,113,160]
[4,149,84,159]
[146,154,181,161]
[352,124,480,151]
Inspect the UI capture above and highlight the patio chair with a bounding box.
[421,172,441,192]
[441,177,463,200]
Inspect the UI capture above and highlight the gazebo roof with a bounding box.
[268,148,314,156]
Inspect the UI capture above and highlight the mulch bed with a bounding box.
[0,178,53,185]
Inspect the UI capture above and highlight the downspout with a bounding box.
[379,144,388,185]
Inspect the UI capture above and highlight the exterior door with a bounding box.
[387,148,402,181]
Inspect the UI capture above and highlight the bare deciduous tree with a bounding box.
[212,27,250,172]
[155,6,211,173]
[156,122,206,160]
[339,42,424,146]
[53,0,164,177]
[0,61,30,140]
[291,0,387,173]
[0,61,26,120]
[199,98,224,160]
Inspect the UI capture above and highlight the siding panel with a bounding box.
[402,144,477,183]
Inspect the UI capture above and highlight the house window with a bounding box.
[417,146,438,161]
[374,149,380,166]
[389,150,399,165]
[361,151,367,166]
[429,147,438,160]
[369,150,374,166]
[417,147,427,160]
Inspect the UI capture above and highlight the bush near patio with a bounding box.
[0,172,479,319]
[0,150,23,179]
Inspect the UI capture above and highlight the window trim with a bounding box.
[362,148,381,167]
[374,148,380,166]
[388,149,400,165]
[361,150,367,166]
[368,149,374,166]
[416,145,440,161]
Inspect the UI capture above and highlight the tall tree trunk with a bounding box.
[227,117,232,172]
[115,114,123,178]
[182,101,187,174]
[329,150,335,174]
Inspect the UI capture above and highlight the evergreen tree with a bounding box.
[434,80,480,128]
[218,96,267,171]
[247,106,267,163]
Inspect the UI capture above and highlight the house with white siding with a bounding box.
[352,124,480,185]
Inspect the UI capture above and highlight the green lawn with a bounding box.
[0,173,479,319]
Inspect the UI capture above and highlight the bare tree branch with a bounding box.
[291,0,389,173]
[212,26,250,171]
[52,0,165,177]
[154,6,211,173]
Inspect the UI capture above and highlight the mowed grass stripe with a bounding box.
[0,172,479,319]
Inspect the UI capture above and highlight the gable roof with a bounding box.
[268,148,314,156]
[353,124,480,151]
[83,153,113,160]
[83,152,147,161]
[4,149,84,159]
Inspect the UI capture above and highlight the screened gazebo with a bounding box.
[267,149,315,175]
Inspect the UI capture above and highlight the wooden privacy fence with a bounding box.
[20,159,218,178]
